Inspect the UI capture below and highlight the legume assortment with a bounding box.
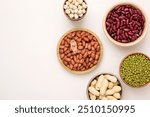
[59,1,150,100]
[58,29,102,73]
[120,53,150,87]
[105,4,145,43]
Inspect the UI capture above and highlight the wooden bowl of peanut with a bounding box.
[57,28,103,74]
[87,73,123,100]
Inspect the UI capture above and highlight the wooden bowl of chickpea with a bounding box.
[63,0,88,21]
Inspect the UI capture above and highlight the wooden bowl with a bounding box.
[57,28,103,74]
[119,53,150,88]
[87,73,123,100]
[103,2,148,47]
[63,0,88,21]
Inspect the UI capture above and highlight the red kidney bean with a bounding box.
[106,4,145,43]
[128,31,134,36]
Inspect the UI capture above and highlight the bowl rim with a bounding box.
[63,0,88,21]
[119,52,150,88]
[57,28,103,74]
[103,1,148,47]
[86,73,123,100]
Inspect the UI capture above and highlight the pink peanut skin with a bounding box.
[59,30,101,71]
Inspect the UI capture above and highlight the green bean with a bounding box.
[121,53,150,87]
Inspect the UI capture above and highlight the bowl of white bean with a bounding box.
[87,73,123,100]
[63,0,88,21]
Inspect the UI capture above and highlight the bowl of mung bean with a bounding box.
[120,53,150,88]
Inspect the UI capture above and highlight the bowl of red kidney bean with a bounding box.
[57,28,103,74]
[103,3,148,47]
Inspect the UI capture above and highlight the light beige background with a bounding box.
[0,0,150,100]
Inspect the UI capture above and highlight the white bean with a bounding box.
[68,0,73,3]
[65,9,70,14]
[74,14,79,19]
[79,14,83,17]
[82,9,86,14]
[78,9,82,15]
[82,2,86,7]
[82,3,87,9]
[69,14,74,19]
[72,0,76,4]
[74,9,78,13]
[71,9,75,13]
[78,0,83,4]
[69,4,73,9]
[78,5,82,10]
[64,5,68,9]
[75,2,79,6]
[66,1,70,5]
[73,5,77,10]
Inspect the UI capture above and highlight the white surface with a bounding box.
[0,0,150,100]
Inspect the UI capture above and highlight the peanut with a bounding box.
[88,74,122,100]
[100,79,109,96]
[89,93,96,100]
[95,75,105,90]
[88,87,100,96]
[90,79,97,87]
[113,93,121,99]
[108,82,114,89]
[107,96,117,100]
[59,30,101,72]
[105,75,117,83]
